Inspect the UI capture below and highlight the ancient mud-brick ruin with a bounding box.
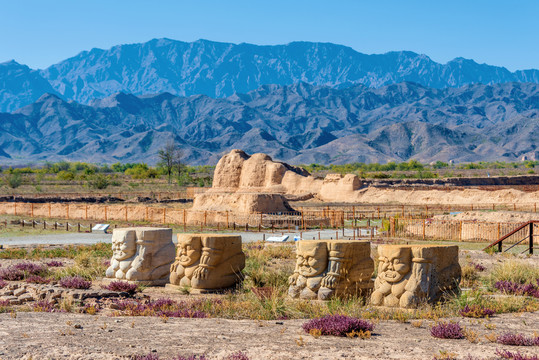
[371,245,461,308]
[105,227,175,285]
[168,234,245,292]
[288,240,373,300]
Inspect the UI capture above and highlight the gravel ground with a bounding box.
[1,311,538,359]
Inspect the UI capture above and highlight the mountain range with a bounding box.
[1,81,537,165]
[1,38,539,112]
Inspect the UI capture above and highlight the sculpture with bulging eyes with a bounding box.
[106,230,137,279]
[288,241,329,300]
[168,234,245,291]
[371,247,413,307]
[169,236,202,287]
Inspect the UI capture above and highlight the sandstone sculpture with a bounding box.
[371,245,461,308]
[105,227,175,285]
[168,234,245,292]
[288,240,373,300]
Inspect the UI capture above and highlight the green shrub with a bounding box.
[87,174,110,189]
[5,173,22,188]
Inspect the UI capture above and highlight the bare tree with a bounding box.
[157,140,182,184]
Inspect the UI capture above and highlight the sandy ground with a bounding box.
[435,210,539,223]
[353,188,539,205]
[1,311,538,360]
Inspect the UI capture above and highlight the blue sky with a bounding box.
[1,0,537,71]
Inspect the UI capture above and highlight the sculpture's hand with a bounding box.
[193,266,209,280]
[321,274,337,289]
[288,272,299,285]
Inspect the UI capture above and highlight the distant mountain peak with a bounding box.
[1,38,538,113]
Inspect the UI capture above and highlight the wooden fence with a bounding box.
[392,218,539,244]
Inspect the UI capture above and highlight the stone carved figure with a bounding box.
[288,240,373,300]
[371,245,461,308]
[105,227,175,285]
[168,234,245,292]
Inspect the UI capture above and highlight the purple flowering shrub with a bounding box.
[111,298,208,318]
[131,354,208,360]
[0,279,7,289]
[459,304,495,318]
[59,276,91,289]
[495,280,539,298]
[0,262,48,281]
[32,300,61,313]
[430,321,464,339]
[496,349,539,360]
[25,275,51,284]
[45,260,64,267]
[302,314,375,337]
[497,333,539,346]
[225,352,250,360]
[102,280,139,293]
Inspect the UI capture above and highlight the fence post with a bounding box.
[32,220,35,228]
[48,203,51,218]
[163,208,166,224]
[43,221,46,230]
[66,222,69,231]
[14,203,17,216]
[66,204,69,220]
[125,206,128,222]
[85,205,88,220]
[183,209,186,232]
[31,203,34,218]
[204,211,207,227]
[78,223,80,232]
[530,222,534,255]
[459,221,462,242]
[422,219,426,240]
[104,206,108,221]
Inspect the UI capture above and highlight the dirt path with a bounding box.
[1,311,538,359]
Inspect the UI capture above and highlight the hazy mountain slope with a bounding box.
[0,60,60,112]
[2,38,538,112]
[0,82,537,165]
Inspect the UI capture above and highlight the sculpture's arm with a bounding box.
[193,237,224,280]
[321,243,346,289]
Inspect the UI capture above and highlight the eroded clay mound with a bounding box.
[191,192,294,213]
[210,149,362,202]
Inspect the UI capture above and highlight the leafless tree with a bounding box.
[158,140,183,184]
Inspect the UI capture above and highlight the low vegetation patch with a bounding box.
[430,322,464,339]
[102,280,139,293]
[459,304,495,318]
[302,314,374,337]
[59,276,91,289]
[496,332,539,346]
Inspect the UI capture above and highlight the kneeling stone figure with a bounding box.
[288,240,373,300]
[168,234,245,292]
[371,245,461,308]
[105,227,175,285]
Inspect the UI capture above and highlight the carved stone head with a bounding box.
[296,241,328,277]
[111,229,137,261]
[177,236,202,267]
[378,247,411,283]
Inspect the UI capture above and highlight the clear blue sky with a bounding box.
[1,0,537,71]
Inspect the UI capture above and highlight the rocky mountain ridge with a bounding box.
[0,81,537,165]
[1,38,538,112]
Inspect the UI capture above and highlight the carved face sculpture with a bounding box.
[111,230,137,261]
[378,247,411,283]
[177,237,202,267]
[296,242,328,277]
